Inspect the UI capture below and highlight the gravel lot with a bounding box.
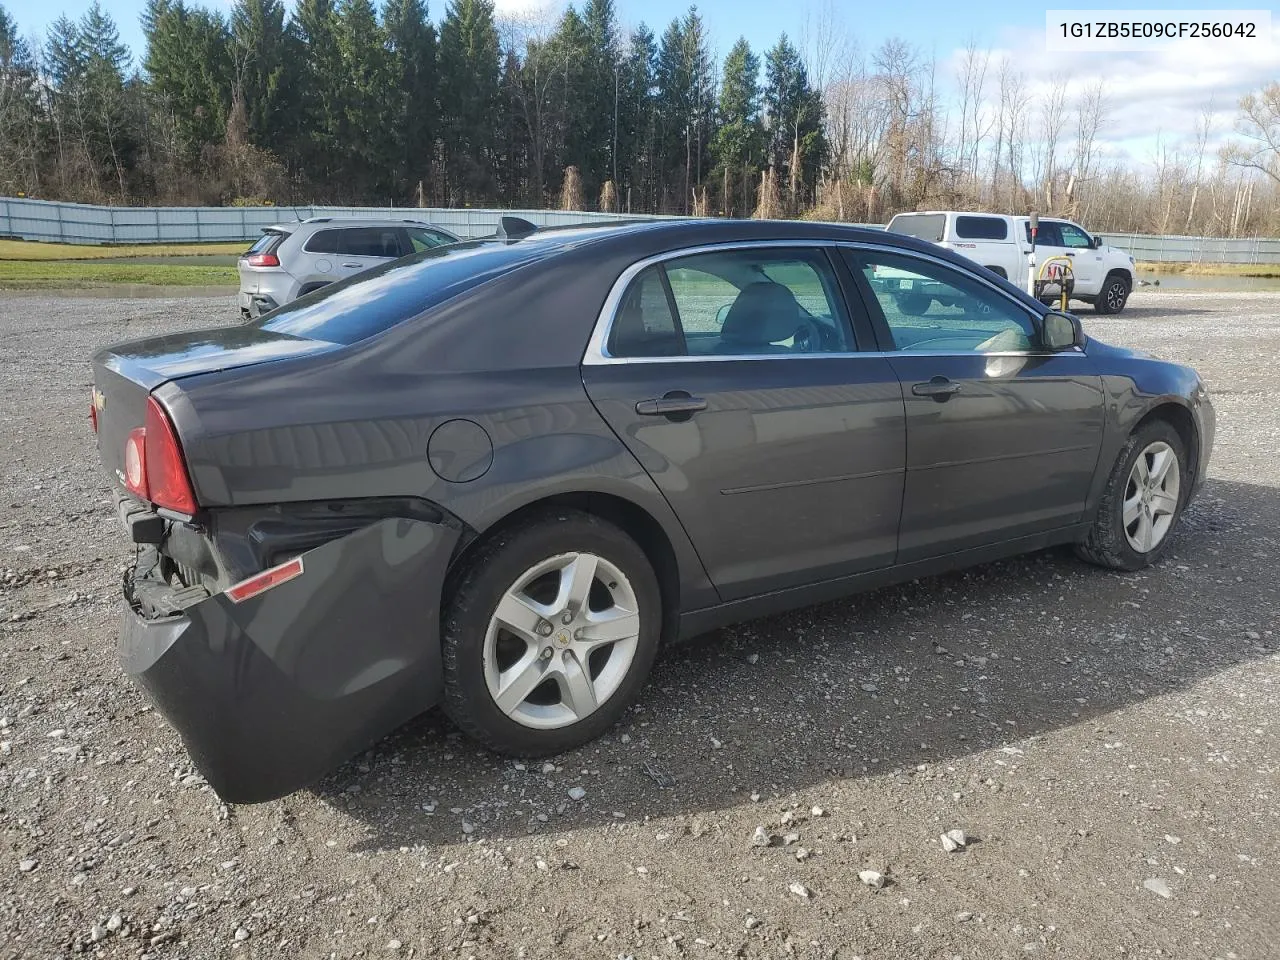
[1,290,1277,960]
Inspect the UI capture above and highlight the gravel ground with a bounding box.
[1,290,1277,960]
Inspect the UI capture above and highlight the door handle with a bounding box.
[340,262,363,268]
[1064,252,1075,257]
[911,378,962,400]
[635,394,707,418]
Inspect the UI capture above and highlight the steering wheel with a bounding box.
[790,317,825,353]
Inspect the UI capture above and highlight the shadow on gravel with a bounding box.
[1107,303,1218,319]
[315,478,1277,850]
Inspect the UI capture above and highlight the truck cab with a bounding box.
[886,211,1136,314]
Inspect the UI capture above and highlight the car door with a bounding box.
[844,246,1106,564]
[582,244,906,602]
[334,227,405,279]
[1055,220,1103,295]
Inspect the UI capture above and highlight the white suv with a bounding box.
[886,211,1136,314]
[237,217,459,318]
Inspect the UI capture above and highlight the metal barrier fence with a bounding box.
[1096,231,1280,265]
[2,197,1278,264]
[0,198,673,244]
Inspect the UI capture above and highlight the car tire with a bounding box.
[897,293,931,316]
[1075,420,1188,571]
[1094,274,1130,314]
[441,509,662,756]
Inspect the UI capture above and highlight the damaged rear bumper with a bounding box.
[120,516,459,803]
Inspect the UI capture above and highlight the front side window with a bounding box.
[854,250,1038,353]
[407,227,455,252]
[1059,223,1093,248]
[887,213,946,242]
[607,248,856,359]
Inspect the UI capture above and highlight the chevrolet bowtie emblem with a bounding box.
[92,387,106,412]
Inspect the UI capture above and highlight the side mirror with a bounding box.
[1042,310,1083,351]
[1091,234,1103,249]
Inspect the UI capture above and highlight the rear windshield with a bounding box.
[248,241,541,344]
[954,215,1008,240]
[887,213,945,242]
[246,231,284,254]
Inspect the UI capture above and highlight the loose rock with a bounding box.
[788,881,811,899]
[1143,878,1173,899]
[858,870,885,890]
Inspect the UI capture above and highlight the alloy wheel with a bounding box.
[1122,440,1180,553]
[483,552,641,730]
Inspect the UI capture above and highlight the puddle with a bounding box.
[1136,272,1280,293]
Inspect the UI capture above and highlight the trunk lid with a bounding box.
[92,326,337,490]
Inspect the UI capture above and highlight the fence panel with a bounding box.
[3,197,1278,263]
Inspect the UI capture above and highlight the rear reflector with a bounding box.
[124,427,147,495]
[245,253,280,267]
[225,557,305,604]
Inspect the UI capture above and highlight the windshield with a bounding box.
[887,214,946,242]
[248,241,542,344]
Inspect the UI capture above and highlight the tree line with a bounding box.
[1,0,1278,237]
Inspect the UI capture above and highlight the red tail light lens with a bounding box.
[245,253,280,267]
[144,397,198,515]
[121,397,199,516]
[89,396,98,433]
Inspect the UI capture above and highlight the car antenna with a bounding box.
[496,216,538,242]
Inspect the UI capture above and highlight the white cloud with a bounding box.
[943,22,1280,165]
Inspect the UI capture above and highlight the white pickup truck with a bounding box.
[885,211,1137,314]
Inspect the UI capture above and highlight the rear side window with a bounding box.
[249,242,541,345]
[887,213,945,242]
[340,227,405,258]
[304,229,341,254]
[607,267,683,358]
[954,216,1008,240]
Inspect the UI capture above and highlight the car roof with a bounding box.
[263,218,458,234]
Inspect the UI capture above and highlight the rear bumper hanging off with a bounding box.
[120,517,458,803]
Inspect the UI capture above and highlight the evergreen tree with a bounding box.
[616,24,656,212]
[763,32,825,207]
[143,0,233,155]
[229,0,295,151]
[713,37,762,215]
[437,0,499,203]
[293,0,342,187]
[333,0,393,199]
[0,2,42,194]
[384,0,436,201]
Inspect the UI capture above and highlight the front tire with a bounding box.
[1094,274,1130,314]
[441,510,661,756]
[1076,420,1187,571]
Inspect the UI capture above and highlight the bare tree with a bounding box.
[1228,82,1280,185]
[1069,79,1109,220]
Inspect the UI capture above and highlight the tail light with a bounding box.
[245,253,280,267]
[121,397,199,516]
[89,392,98,433]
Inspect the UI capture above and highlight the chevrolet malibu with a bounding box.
[90,220,1214,803]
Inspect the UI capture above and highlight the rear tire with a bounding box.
[897,293,931,316]
[1076,420,1187,571]
[1094,274,1130,314]
[441,509,661,756]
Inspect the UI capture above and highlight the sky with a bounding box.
[6,0,1279,166]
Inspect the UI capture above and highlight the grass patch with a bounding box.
[0,260,238,288]
[1137,261,1280,278]
[0,239,247,261]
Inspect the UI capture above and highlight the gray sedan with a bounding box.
[90,219,1214,802]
